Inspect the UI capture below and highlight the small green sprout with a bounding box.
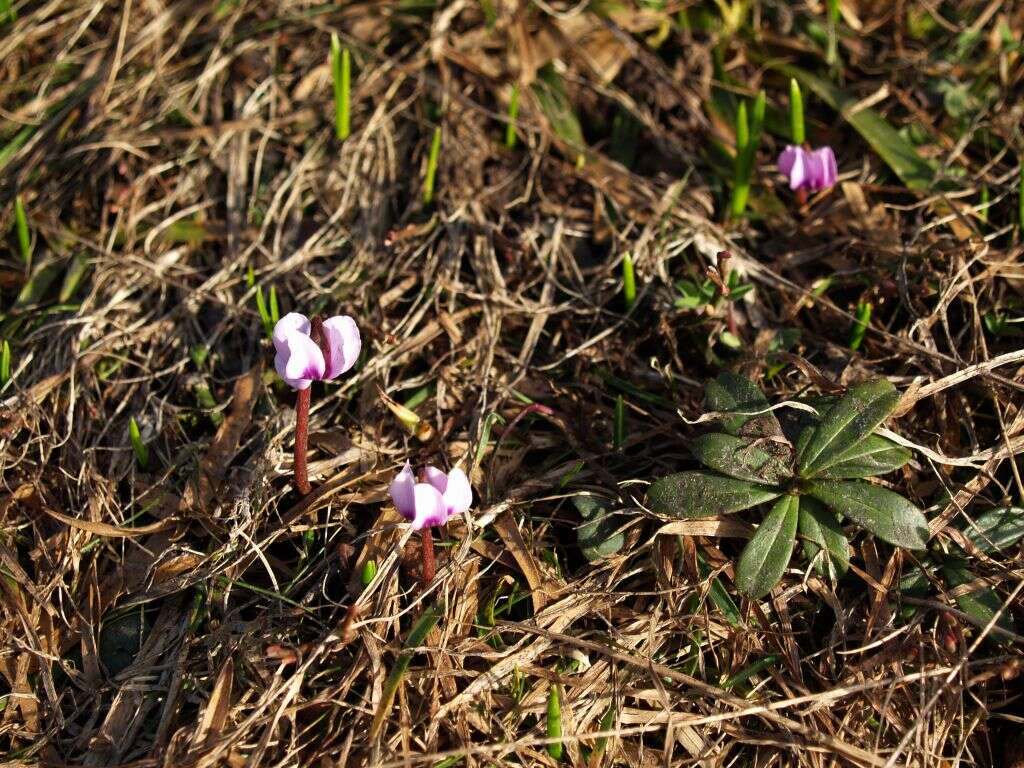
[14,195,31,267]
[621,252,636,309]
[505,85,520,149]
[848,301,872,351]
[128,417,149,469]
[423,126,442,205]
[331,33,351,141]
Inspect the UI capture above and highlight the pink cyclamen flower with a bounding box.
[389,462,473,530]
[272,312,360,390]
[777,145,838,192]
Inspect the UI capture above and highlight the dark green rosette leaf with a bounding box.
[817,434,911,479]
[807,480,928,550]
[736,495,799,599]
[691,433,793,485]
[704,372,782,438]
[941,559,1015,635]
[961,507,1024,554]
[797,497,849,580]
[797,378,900,478]
[573,495,625,561]
[647,471,780,519]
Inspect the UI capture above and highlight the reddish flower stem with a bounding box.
[294,387,311,496]
[421,528,435,587]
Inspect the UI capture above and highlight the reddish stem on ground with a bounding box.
[294,387,311,495]
[421,528,436,587]
[293,315,328,498]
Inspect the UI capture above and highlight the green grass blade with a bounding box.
[0,340,11,386]
[14,196,31,268]
[129,417,149,469]
[1,0,15,23]
[789,78,804,145]
[360,560,377,586]
[621,252,636,309]
[369,601,444,739]
[613,394,626,450]
[268,284,280,323]
[848,301,871,351]
[826,0,841,67]
[255,285,273,338]
[546,684,563,760]
[505,84,520,149]
[423,126,442,205]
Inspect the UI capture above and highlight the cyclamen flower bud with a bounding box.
[777,145,838,192]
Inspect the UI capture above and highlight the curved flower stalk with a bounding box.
[389,462,473,585]
[273,312,360,495]
[777,145,837,196]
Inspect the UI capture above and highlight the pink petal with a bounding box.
[321,315,361,380]
[410,483,447,530]
[389,462,417,519]
[779,145,811,190]
[441,467,472,516]
[272,313,310,355]
[423,466,448,494]
[814,147,837,189]
[274,328,325,390]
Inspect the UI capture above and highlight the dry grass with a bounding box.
[2,1,1023,766]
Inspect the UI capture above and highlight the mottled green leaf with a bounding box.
[573,495,625,561]
[704,372,782,438]
[817,434,911,479]
[648,471,780,519]
[797,497,849,580]
[736,495,799,599]
[797,379,899,478]
[961,507,1024,554]
[807,480,928,550]
[778,64,937,191]
[691,432,792,485]
[941,559,1015,634]
[100,608,148,677]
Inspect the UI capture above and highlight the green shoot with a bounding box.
[505,84,520,149]
[613,394,626,450]
[0,340,10,386]
[246,263,256,288]
[14,195,31,267]
[423,126,442,205]
[129,417,149,469]
[369,601,444,739]
[546,684,563,760]
[0,0,14,25]
[978,183,989,224]
[622,252,636,309]
[331,34,351,141]
[848,301,872,351]
[592,704,616,760]
[268,284,280,323]
[255,284,274,338]
[826,0,841,68]
[729,90,765,219]
[789,78,805,145]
